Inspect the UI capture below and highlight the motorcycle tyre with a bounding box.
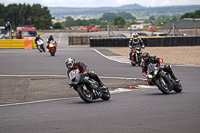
[41,46,45,52]
[50,49,55,56]
[174,83,182,93]
[155,79,170,94]
[101,88,110,101]
[138,55,142,66]
[37,47,42,52]
[77,86,93,103]
[131,59,136,66]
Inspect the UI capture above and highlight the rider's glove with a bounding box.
[83,71,89,77]
[160,63,164,69]
[142,45,145,49]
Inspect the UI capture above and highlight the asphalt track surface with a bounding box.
[0,33,200,133]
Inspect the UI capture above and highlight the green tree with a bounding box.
[180,9,200,19]
[64,16,76,27]
[149,15,155,21]
[0,3,52,29]
[53,22,62,29]
[114,16,126,27]
[101,12,118,21]
[118,12,136,21]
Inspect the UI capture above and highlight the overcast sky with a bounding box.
[1,0,200,7]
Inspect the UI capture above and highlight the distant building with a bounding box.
[158,18,200,36]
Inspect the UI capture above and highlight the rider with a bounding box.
[128,32,145,61]
[141,51,180,84]
[46,35,56,51]
[65,57,107,90]
[35,35,43,51]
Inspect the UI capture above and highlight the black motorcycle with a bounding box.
[68,69,110,103]
[147,63,182,94]
[130,44,143,66]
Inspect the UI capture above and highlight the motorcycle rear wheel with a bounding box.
[77,85,93,103]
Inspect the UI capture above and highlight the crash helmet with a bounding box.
[142,51,150,62]
[132,32,138,38]
[49,35,53,38]
[65,57,75,69]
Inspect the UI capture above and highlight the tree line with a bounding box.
[59,12,136,29]
[0,3,52,29]
[180,9,200,19]
[59,9,200,29]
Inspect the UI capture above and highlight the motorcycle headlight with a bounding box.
[148,74,153,78]
[49,44,54,47]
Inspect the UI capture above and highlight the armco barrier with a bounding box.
[0,39,36,49]
[90,36,200,47]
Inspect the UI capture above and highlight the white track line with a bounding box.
[0,75,147,107]
[0,97,79,107]
[93,49,129,64]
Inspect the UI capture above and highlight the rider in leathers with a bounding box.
[141,51,180,85]
[128,33,145,61]
[65,57,107,90]
[46,35,56,52]
[35,35,44,52]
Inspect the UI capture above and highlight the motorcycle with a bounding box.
[37,39,45,52]
[147,63,182,94]
[48,40,57,56]
[130,44,143,66]
[68,69,110,103]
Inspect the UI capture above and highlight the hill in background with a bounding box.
[48,4,200,21]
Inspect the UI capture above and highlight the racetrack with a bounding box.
[0,32,200,133]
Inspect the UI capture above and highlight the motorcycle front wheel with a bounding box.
[138,55,142,66]
[77,85,93,103]
[101,88,110,101]
[155,78,170,94]
[41,46,45,52]
[174,83,182,93]
[50,49,55,56]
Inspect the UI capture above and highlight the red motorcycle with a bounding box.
[49,40,57,56]
[130,44,143,66]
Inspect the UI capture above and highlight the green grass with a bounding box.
[37,32,44,35]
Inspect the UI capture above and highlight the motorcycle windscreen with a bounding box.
[147,63,157,73]
[69,69,80,79]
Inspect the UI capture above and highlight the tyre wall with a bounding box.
[90,36,200,47]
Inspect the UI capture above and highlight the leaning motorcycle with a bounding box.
[48,40,57,56]
[37,39,45,52]
[147,63,182,94]
[68,69,110,103]
[130,44,143,66]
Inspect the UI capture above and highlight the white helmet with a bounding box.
[132,32,138,38]
[65,57,75,69]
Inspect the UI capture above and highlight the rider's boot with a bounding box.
[99,82,107,90]
[171,74,180,83]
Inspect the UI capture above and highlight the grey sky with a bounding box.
[1,0,200,7]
